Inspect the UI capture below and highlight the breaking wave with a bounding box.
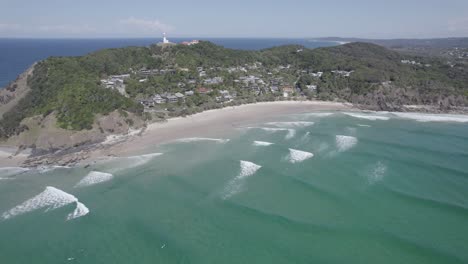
[67,202,89,220]
[253,141,274,146]
[367,161,387,185]
[357,124,372,127]
[175,137,230,143]
[121,153,162,168]
[343,112,390,121]
[336,135,358,152]
[302,112,334,118]
[246,127,296,140]
[1,186,89,221]
[222,161,262,199]
[265,121,315,127]
[392,112,468,123]
[96,153,163,173]
[288,148,314,163]
[75,171,114,187]
[36,165,71,174]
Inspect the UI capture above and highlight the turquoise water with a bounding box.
[1,111,468,263]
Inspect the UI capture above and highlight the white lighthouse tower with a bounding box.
[163,32,169,44]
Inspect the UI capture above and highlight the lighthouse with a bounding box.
[163,33,169,44]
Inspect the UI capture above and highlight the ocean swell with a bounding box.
[222,161,262,199]
[288,148,314,163]
[336,135,358,152]
[1,186,89,221]
[75,171,114,187]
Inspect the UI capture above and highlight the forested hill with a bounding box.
[1,41,467,140]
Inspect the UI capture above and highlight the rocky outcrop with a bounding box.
[348,85,468,113]
[3,110,145,162]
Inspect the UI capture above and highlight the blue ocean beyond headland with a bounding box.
[0,38,337,88]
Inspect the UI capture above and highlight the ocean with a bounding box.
[0,38,338,88]
[1,111,468,263]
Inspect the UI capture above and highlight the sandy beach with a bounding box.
[90,101,352,159]
[0,101,353,167]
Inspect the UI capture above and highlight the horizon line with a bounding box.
[0,36,468,41]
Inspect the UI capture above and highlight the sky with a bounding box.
[1,0,468,39]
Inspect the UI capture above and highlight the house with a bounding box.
[310,72,323,78]
[185,90,194,96]
[181,40,200,46]
[153,94,165,104]
[139,99,155,108]
[204,77,223,85]
[110,74,131,80]
[282,86,294,97]
[332,70,354,77]
[175,92,185,101]
[166,94,178,103]
[196,87,212,94]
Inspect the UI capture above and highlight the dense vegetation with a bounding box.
[1,41,467,139]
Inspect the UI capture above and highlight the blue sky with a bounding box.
[1,0,468,38]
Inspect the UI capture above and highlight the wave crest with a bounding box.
[75,171,114,187]
[1,186,89,221]
[288,148,314,163]
[253,141,274,146]
[392,112,468,123]
[343,112,390,121]
[266,121,315,127]
[222,161,262,199]
[176,137,230,143]
[336,135,358,152]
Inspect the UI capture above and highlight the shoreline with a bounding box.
[0,100,353,167]
[2,100,468,168]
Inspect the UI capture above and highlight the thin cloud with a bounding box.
[448,17,468,34]
[38,24,97,34]
[0,23,22,32]
[120,17,174,33]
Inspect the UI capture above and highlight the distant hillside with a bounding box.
[315,37,468,49]
[1,41,467,145]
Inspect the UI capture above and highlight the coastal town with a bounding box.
[98,34,358,116]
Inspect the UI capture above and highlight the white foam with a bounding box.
[247,127,296,140]
[288,148,314,163]
[222,161,262,199]
[97,152,163,173]
[343,112,390,121]
[302,112,334,117]
[392,112,468,123]
[109,153,164,172]
[75,171,114,187]
[367,161,387,185]
[1,186,89,220]
[266,121,315,127]
[336,135,358,152]
[253,141,274,146]
[36,165,71,174]
[67,202,89,220]
[238,160,262,179]
[286,129,296,139]
[357,124,371,127]
[176,137,230,143]
[0,167,29,177]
